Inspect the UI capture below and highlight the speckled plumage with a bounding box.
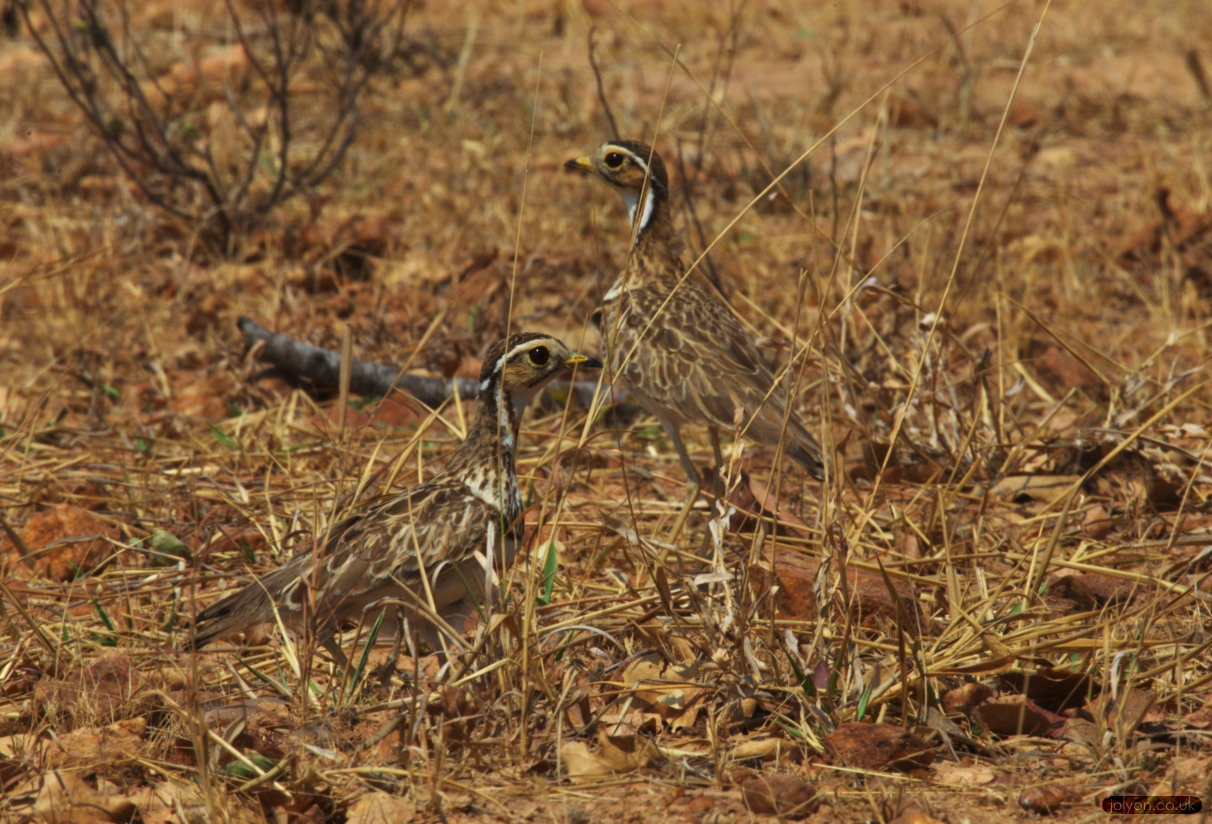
[566,141,825,485]
[187,333,600,655]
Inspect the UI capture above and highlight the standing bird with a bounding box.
[565,141,826,525]
[187,333,600,658]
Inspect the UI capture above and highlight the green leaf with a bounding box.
[135,438,149,452]
[103,384,120,400]
[538,541,558,606]
[222,752,275,779]
[238,658,292,698]
[92,597,116,632]
[346,608,386,702]
[147,529,189,565]
[856,681,873,722]
[785,649,816,698]
[211,426,237,449]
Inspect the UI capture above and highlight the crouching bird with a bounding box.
[565,140,826,534]
[186,333,600,659]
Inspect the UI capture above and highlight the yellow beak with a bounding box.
[564,156,595,172]
[564,353,603,368]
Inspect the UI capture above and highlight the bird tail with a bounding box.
[788,442,826,481]
[184,583,274,651]
[183,553,312,650]
[783,416,827,481]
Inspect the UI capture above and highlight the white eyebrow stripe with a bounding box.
[492,340,552,376]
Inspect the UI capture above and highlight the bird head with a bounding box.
[481,333,601,408]
[565,140,669,236]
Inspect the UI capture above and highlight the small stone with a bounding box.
[740,774,817,819]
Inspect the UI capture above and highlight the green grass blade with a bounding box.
[538,541,558,606]
[346,608,387,701]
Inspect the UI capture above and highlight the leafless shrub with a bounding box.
[16,0,422,253]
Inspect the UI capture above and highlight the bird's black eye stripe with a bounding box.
[604,152,625,168]
[528,346,550,366]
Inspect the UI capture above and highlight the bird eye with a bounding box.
[528,346,550,366]
[604,152,625,169]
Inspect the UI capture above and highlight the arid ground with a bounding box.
[2,0,1212,821]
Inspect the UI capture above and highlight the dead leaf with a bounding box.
[598,723,661,772]
[1018,785,1067,815]
[46,717,145,770]
[994,475,1082,505]
[346,791,419,824]
[942,682,993,715]
[825,722,935,770]
[973,696,1063,737]
[999,667,1093,712]
[560,741,612,778]
[932,760,996,786]
[34,771,135,823]
[732,738,786,762]
[740,774,818,819]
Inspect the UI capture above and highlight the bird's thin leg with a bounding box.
[377,605,406,686]
[708,426,726,495]
[660,418,701,541]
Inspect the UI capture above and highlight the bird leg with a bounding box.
[376,605,407,687]
[661,418,702,541]
[707,426,726,495]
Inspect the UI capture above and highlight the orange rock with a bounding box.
[2,504,119,581]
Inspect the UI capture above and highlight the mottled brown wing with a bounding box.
[605,283,824,475]
[315,477,500,613]
[188,477,502,648]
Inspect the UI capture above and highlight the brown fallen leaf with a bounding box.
[45,717,146,770]
[33,771,136,823]
[994,475,1082,505]
[973,695,1062,737]
[560,741,612,778]
[999,666,1092,712]
[942,682,993,715]
[731,738,786,762]
[888,808,947,824]
[1018,785,1067,815]
[346,791,419,824]
[825,722,935,771]
[751,551,920,626]
[1083,503,1114,539]
[932,760,997,786]
[36,653,151,724]
[598,723,661,773]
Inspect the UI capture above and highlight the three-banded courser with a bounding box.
[566,141,825,530]
[187,333,600,658]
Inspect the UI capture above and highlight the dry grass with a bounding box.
[2,0,1212,822]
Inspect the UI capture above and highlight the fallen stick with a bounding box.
[236,316,616,409]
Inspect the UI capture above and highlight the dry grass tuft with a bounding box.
[2,0,1212,821]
